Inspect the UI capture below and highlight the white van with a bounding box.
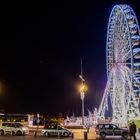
[0,122,29,136]
[41,125,71,137]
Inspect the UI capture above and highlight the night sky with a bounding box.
[1,1,140,116]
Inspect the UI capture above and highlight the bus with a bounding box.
[0,114,29,126]
[0,114,64,128]
[0,114,47,127]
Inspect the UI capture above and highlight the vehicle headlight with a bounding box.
[22,127,29,131]
[41,129,45,133]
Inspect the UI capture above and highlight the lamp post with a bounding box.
[79,75,87,126]
[78,59,87,126]
[34,113,40,137]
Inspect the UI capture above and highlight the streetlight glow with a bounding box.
[79,84,88,93]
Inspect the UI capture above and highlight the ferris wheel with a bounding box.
[98,4,140,126]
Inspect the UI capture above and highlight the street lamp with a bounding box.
[79,74,87,126]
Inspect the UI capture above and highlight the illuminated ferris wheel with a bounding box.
[98,4,140,126]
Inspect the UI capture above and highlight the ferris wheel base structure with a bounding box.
[98,4,140,127]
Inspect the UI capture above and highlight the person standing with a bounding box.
[129,121,137,140]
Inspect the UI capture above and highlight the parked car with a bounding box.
[0,122,29,136]
[41,125,72,137]
[95,123,129,139]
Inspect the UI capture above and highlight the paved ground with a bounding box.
[0,135,139,140]
[96,132,140,140]
[0,136,72,140]
[0,128,139,140]
[0,136,137,140]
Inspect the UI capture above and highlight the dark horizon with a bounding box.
[0,1,140,116]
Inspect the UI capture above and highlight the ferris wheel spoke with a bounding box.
[117,65,138,118]
[117,28,129,60]
[120,30,129,49]
[120,12,127,35]
[119,67,131,111]
[120,66,132,89]
[120,14,126,35]
[98,72,112,117]
[112,68,127,119]
[118,13,123,33]
[119,38,130,61]
[121,44,131,61]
